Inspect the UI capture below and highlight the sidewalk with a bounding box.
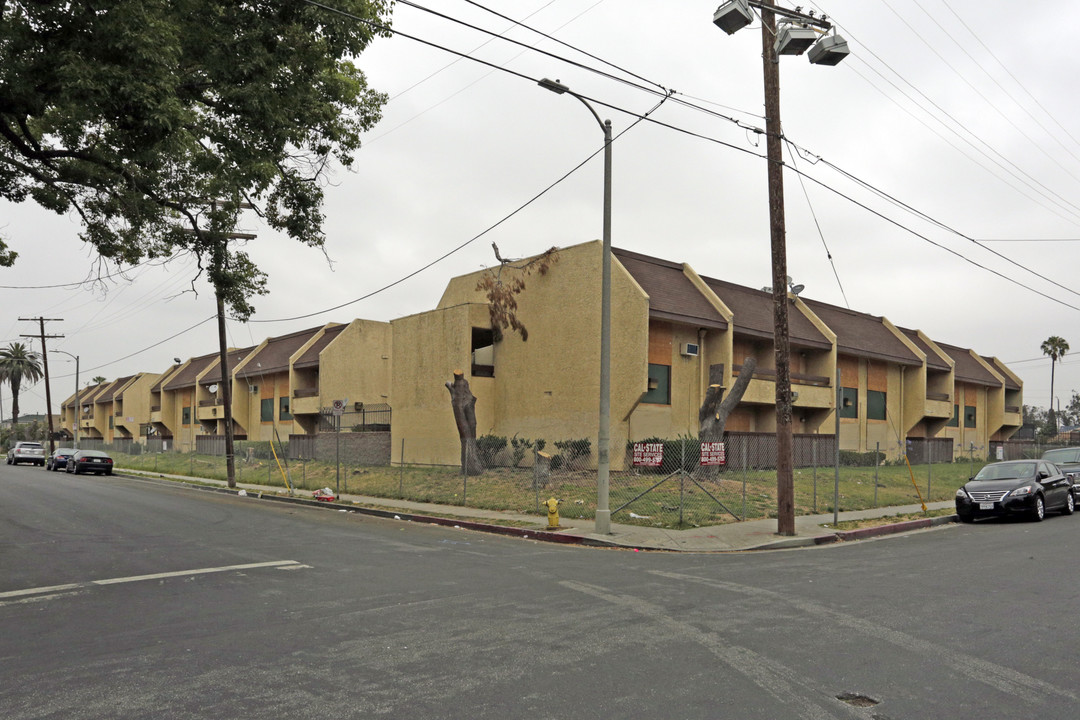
[119,468,958,552]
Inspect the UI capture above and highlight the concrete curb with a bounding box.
[115,470,959,552]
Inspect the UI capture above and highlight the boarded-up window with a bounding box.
[643,364,671,405]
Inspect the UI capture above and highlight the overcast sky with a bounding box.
[3,0,1080,419]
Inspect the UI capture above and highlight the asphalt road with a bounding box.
[2,464,1078,719]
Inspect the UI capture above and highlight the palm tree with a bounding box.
[0,342,44,426]
[1041,336,1070,431]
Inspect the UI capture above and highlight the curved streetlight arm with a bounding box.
[537,78,608,134]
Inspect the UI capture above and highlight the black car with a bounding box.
[956,460,1075,522]
[46,448,76,471]
[1041,447,1080,485]
[65,449,114,476]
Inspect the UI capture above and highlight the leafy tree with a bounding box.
[2,1,392,488]
[1040,336,1070,430]
[1,0,392,314]
[0,342,43,426]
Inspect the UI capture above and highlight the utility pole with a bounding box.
[19,317,63,455]
[758,1,796,536]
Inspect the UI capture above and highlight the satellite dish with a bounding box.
[790,284,805,295]
[208,384,219,393]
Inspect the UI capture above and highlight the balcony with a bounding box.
[292,387,318,398]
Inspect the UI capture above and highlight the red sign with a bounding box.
[699,441,726,466]
[632,442,664,467]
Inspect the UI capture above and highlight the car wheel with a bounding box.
[1031,495,1045,522]
[1063,492,1076,516]
[104,470,112,476]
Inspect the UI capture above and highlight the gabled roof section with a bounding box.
[898,328,951,371]
[802,299,922,366]
[100,375,135,402]
[613,248,728,330]
[201,346,257,386]
[163,353,218,391]
[936,343,1000,386]
[235,326,325,378]
[294,325,346,370]
[702,276,832,350]
[983,356,1021,390]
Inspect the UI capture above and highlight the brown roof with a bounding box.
[983,357,1021,390]
[162,353,219,391]
[235,326,324,379]
[898,328,951,372]
[294,325,346,370]
[200,346,257,386]
[936,343,1001,386]
[613,249,728,330]
[802,299,922,367]
[702,276,832,350]
[99,376,134,402]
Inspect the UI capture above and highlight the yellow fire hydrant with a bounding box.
[544,497,561,529]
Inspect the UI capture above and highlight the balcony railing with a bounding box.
[293,387,318,398]
[732,364,831,387]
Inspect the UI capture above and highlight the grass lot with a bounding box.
[113,451,984,530]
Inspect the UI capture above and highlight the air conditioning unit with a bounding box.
[680,343,700,357]
[248,385,258,394]
[354,402,364,412]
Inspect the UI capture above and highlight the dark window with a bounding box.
[642,364,671,405]
[108,415,114,429]
[867,390,886,421]
[279,396,292,421]
[471,327,495,378]
[182,407,191,425]
[261,398,274,422]
[964,406,976,428]
[839,388,858,418]
[946,404,959,427]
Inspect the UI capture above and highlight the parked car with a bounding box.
[46,448,76,471]
[65,449,114,475]
[6,441,46,466]
[955,459,1075,522]
[1041,447,1080,482]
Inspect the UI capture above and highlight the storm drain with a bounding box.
[837,692,879,708]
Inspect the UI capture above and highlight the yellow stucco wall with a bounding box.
[317,319,393,413]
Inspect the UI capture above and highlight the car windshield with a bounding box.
[1043,448,1080,464]
[974,462,1035,481]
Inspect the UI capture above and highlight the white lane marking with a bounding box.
[0,560,302,599]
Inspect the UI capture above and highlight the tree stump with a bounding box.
[698,356,757,478]
[446,371,483,476]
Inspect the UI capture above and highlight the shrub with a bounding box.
[551,438,591,471]
[509,434,534,467]
[839,450,881,467]
[476,434,507,468]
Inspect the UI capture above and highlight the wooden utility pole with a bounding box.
[760,1,796,535]
[19,317,63,455]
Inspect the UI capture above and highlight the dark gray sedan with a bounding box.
[65,449,114,476]
[956,460,1075,522]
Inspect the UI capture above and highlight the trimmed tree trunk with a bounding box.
[446,371,483,476]
[697,357,757,478]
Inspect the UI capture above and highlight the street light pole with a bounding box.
[539,78,613,534]
[51,350,79,449]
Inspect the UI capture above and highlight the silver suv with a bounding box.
[7,441,46,466]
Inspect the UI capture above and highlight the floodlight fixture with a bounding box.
[712,0,753,35]
[808,33,849,66]
[774,21,818,55]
